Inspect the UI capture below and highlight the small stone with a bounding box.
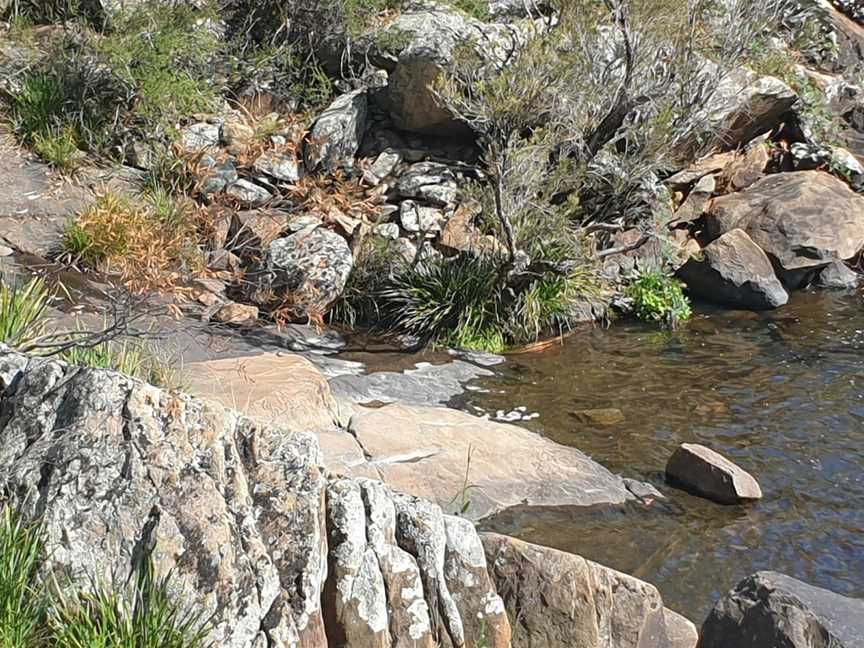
[0,245,14,257]
[665,443,762,504]
[400,201,445,232]
[222,121,255,155]
[226,179,273,206]
[571,408,625,426]
[180,122,220,153]
[254,150,301,183]
[373,223,400,240]
[363,150,402,186]
[200,159,238,197]
[212,302,259,325]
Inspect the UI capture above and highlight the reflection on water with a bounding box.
[463,291,864,622]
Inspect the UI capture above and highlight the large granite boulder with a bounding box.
[677,229,788,310]
[0,350,330,648]
[259,226,353,319]
[305,89,368,173]
[704,171,864,288]
[698,571,864,648]
[482,533,698,648]
[371,3,525,135]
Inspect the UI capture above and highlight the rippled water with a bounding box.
[461,291,864,623]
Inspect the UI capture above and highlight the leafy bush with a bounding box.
[0,505,210,648]
[626,270,692,326]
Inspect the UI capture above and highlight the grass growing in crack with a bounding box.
[0,505,211,648]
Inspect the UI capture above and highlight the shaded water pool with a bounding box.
[460,291,864,622]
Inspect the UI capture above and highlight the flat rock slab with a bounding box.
[0,135,92,256]
[699,571,864,648]
[346,403,635,520]
[665,443,762,504]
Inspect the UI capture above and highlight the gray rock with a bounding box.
[400,200,445,232]
[305,89,368,172]
[254,150,302,183]
[397,162,456,198]
[363,150,402,186]
[373,222,401,240]
[180,122,221,153]
[0,350,329,648]
[704,171,864,288]
[677,229,789,310]
[698,571,864,648]
[482,533,697,648]
[665,443,762,504]
[226,178,273,206]
[374,4,524,135]
[262,227,353,319]
[816,260,860,289]
[200,158,239,197]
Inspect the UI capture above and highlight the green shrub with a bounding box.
[626,270,692,326]
[0,276,51,350]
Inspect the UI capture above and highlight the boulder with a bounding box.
[816,260,860,289]
[260,226,353,318]
[482,533,697,648]
[665,443,762,504]
[717,141,770,192]
[671,174,715,225]
[677,229,789,310]
[305,89,367,173]
[698,571,864,648]
[0,350,330,648]
[704,171,864,288]
[373,4,523,135]
[702,68,797,153]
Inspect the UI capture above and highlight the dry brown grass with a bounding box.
[62,192,208,293]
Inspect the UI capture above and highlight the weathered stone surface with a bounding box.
[571,407,625,426]
[344,403,637,520]
[305,89,367,172]
[439,202,504,256]
[363,150,402,186]
[718,141,770,192]
[482,533,696,648]
[231,209,293,252]
[226,178,273,206]
[816,259,860,289]
[443,516,511,648]
[704,171,864,288]
[261,226,353,318]
[184,352,347,434]
[255,150,302,183]
[703,69,797,152]
[376,4,522,134]
[698,571,864,648]
[0,350,329,648]
[671,174,715,225]
[400,200,445,232]
[180,122,221,153]
[665,443,762,504]
[677,229,789,310]
[211,301,259,324]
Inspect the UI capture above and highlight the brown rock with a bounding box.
[571,408,625,426]
[231,209,293,252]
[481,533,696,648]
[212,301,259,324]
[665,443,762,504]
[705,171,864,288]
[440,202,504,257]
[718,141,770,192]
[223,120,255,155]
[677,228,788,310]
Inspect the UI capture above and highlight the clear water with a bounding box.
[461,291,864,623]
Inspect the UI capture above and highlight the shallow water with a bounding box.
[461,291,864,623]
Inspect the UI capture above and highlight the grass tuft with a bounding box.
[0,276,51,350]
[0,507,46,648]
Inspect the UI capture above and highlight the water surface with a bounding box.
[462,291,864,622]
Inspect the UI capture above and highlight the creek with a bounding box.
[459,291,864,621]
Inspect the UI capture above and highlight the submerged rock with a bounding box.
[677,228,788,310]
[665,443,762,504]
[698,571,864,648]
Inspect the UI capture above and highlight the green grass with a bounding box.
[61,340,185,390]
[0,507,46,648]
[0,505,210,648]
[32,128,81,171]
[626,269,692,327]
[0,276,51,350]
